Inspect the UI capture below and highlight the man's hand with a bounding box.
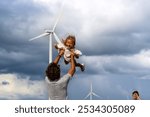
[68,49,76,76]
[53,48,64,65]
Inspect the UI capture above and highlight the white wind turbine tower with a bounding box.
[84,82,101,100]
[29,1,65,63]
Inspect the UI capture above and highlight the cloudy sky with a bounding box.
[0,0,150,100]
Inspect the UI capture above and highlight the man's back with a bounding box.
[46,74,71,100]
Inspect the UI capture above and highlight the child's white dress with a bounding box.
[56,43,82,62]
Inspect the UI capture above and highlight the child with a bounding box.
[132,90,141,100]
[55,35,85,72]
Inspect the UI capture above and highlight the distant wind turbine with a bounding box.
[29,1,65,63]
[84,82,101,100]
[126,92,130,100]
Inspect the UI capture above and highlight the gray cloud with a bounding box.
[81,49,150,76]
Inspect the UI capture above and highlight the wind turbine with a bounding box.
[125,92,130,100]
[29,1,65,63]
[84,82,101,100]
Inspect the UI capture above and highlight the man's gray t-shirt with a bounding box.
[45,74,71,100]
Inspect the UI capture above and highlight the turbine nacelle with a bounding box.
[84,82,101,100]
[44,29,53,33]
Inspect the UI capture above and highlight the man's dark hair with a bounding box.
[132,90,139,96]
[45,62,60,81]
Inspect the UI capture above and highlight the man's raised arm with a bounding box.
[53,49,64,65]
[68,51,76,76]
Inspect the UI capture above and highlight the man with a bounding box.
[45,49,76,100]
[132,90,141,100]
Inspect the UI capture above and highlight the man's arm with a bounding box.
[53,49,64,65]
[68,51,76,76]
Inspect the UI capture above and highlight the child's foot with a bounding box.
[81,64,85,72]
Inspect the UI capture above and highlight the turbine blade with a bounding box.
[53,32,64,45]
[92,92,100,98]
[52,0,65,31]
[90,83,93,92]
[29,33,49,41]
[49,34,52,63]
[84,93,90,99]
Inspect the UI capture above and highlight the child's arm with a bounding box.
[74,49,82,58]
[53,49,64,64]
[54,43,65,50]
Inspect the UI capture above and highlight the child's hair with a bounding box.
[65,35,76,46]
[132,90,139,96]
[45,62,60,81]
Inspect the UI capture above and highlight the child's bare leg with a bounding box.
[74,60,85,71]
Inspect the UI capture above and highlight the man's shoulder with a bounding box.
[57,73,72,84]
[45,76,51,83]
[45,74,72,84]
[61,73,72,79]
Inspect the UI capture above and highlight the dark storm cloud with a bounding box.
[79,23,150,56]
[80,49,150,77]
[72,0,150,56]
[0,0,52,79]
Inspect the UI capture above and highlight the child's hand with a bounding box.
[59,48,65,56]
[70,49,75,57]
[54,44,58,49]
[62,38,65,44]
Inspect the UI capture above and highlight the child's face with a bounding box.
[65,39,75,49]
[132,93,139,100]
